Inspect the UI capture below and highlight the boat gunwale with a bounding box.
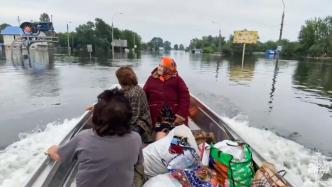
[24,93,293,187]
[24,110,91,187]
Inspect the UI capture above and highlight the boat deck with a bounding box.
[24,94,292,187]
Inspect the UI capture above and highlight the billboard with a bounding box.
[233,30,258,44]
[112,40,127,47]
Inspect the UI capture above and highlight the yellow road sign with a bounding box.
[233,30,258,44]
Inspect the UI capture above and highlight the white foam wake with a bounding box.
[0,118,80,187]
[222,116,332,187]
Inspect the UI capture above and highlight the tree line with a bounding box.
[57,18,142,56]
[2,14,331,58]
[189,16,332,58]
[141,37,185,51]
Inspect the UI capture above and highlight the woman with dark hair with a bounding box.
[47,88,143,187]
[116,66,153,144]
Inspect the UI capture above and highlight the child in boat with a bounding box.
[143,56,190,127]
[116,66,154,144]
[47,88,143,187]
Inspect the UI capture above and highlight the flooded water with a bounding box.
[0,49,332,186]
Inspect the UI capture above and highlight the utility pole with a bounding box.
[111,21,114,60]
[276,0,285,62]
[67,23,71,56]
[212,21,222,57]
[279,0,285,41]
[111,12,123,60]
[133,33,136,51]
[219,29,222,57]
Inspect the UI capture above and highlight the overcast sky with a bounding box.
[0,0,331,46]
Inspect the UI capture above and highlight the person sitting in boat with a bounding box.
[116,66,154,144]
[47,88,143,187]
[143,56,190,128]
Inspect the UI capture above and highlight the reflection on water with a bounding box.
[1,51,332,156]
[5,49,60,98]
[268,61,279,112]
[293,60,332,111]
[227,57,256,85]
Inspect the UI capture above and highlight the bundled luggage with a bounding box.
[210,141,255,187]
[143,127,289,187]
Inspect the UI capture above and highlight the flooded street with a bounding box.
[2,50,331,155]
[0,50,332,186]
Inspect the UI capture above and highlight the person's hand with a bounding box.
[46,145,60,161]
[174,116,184,125]
[155,131,167,140]
[85,105,94,111]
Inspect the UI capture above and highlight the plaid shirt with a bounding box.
[123,85,153,143]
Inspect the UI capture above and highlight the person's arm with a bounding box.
[134,139,144,187]
[129,94,141,125]
[47,134,80,162]
[47,145,60,161]
[174,76,190,125]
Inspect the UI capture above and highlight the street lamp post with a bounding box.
[111,12,123,60]
[67,21,71,56]
[212,21,222,57]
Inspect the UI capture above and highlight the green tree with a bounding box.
[174,44,179,50]
[75,21,95,50]
[189,35,225,54]
[121,30,142,51]
[39,13,50,22]
[298,16,332,57]
[94,18,112,52]
[0,23,10,30]
[164,41,171,51]
[179,44,184,50]
[55,18,143,56]
[149,37,163,51]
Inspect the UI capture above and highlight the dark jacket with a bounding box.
[143,69,190,127]
[122,85,153,143]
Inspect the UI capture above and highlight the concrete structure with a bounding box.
[0,26,23,49]
[191,48,202,54]
[1,25,57,61]
[112,39,128,53]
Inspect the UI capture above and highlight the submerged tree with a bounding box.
[298,16,332,57]
[163,41,171,51]
[56,18,142,55]
[39,13,50,22]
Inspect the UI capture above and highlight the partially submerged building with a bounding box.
[0,26,23,49]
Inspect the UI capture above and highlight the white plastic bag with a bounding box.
[198,142,210,166]
[143,125,198,177]
[213,140,245,161]
[143,174,181,187]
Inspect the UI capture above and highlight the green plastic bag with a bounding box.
[210,143,255,187]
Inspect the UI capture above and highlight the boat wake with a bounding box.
[222,115,332,187]
[0,117,80,187]
[1,114,331,187]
